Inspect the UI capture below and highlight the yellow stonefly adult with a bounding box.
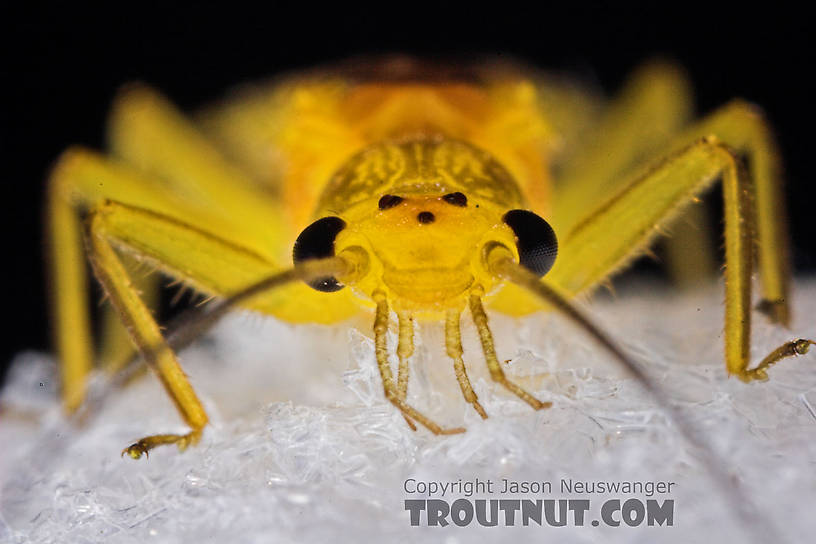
[46,57,814,458]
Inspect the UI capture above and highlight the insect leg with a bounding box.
[76,255,356,424]
[486,245,790,542]
[556,61,693,224]
[372,292,465,435]
[101,84,291,370]
[46,145,277,412]
[97,256,157,373]
[86,209,208,459]
[468,288,551,411]
[396,312,414,400]
[47,167,93,413]
[674,100,790,325]
[445,309,487,419]
[556,100,791,325]
[396,312,417,431]
[47,148,192,413]
[549,139,814,381]
[81,198,325,457]
[554,62,714,288]
[108,84,286,234]
[750,339,815,380]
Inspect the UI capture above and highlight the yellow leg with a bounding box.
[445,309,487,419]
[79,198,334,456]
[559,99,789,322]
[469,288,551,410]
[48,148,204,413]
[86,210,208,459]
[675,100,790,324]
[108,84,285,245]
[48,83,293,413]
[47,175,93,413]
[527,71,601,171]
[659,203,717,288]
[396,312,417,431]
[372,292,464,435]
[120,433,201,459]
[396,311,414,400]
[82,200,349,455]
[46,149,273,409]
[743,340,815,381]
[556,61,693,222]
[98,253,158,372]
[549,138,812,381]
[555,61,716,287]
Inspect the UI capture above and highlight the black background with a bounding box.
[2,2,814,385]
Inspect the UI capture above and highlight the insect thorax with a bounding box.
[315,138,526,216]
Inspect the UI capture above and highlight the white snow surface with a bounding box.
[1,278,815,543]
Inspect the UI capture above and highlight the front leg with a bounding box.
[86,205,213,458]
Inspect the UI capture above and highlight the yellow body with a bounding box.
[202,65,558,321]
[47,58,813,456]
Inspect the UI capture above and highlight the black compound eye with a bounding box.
[502,209,558,277]
[378,194,404,210]
[442,192,468,207]
[292,216,347,292]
